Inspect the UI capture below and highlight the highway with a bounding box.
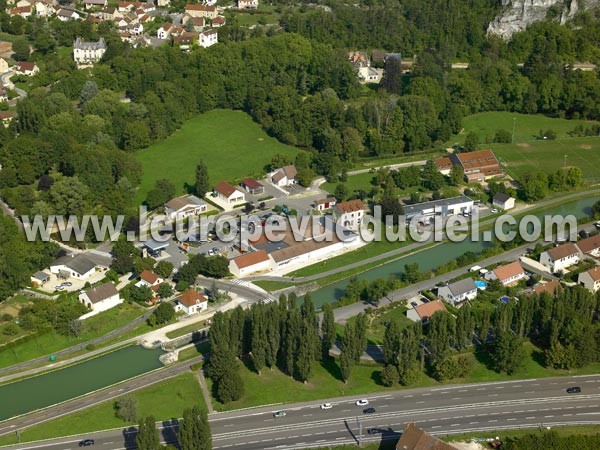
[3,374,600,450]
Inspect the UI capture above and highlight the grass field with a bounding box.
[0,302,145,369]
[492,137,600,182]
[336,304,412,345]
[321,172,378,196]
[134,110,300,204]
[0,372,204,446]
[448,111,600,145]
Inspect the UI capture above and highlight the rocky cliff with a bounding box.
[487,0,599,39]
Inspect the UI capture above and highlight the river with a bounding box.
[309,196,597,307]
[0,346,163,421]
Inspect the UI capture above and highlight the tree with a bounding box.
[12,37,30,61]
[122,121,150,150]
[216,368,244,403]
[449,165,464,186]
[463,132,479,151]
[592,200,600,219]
[179,406,211,450]
[381,364,399,387]
[339,351,353,384]
[334,183,348,201]
[157,283,173,299]
[491,331,527,375]
[80,81,99,104]
[136,416,160,450]
[320,303,335,359]
[494,129,512,143]
[195,161,210,197]
[115,396,137,422]
[155,260,174,278]
[146,179,176,209]
[380,185,404,225]
[148,302,175,325]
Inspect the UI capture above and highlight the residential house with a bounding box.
[73,37,107,67]
[135,270,164,289]
[78,282,122,318]
[229,250,272,277]
[34,0,54,17]
[9,5,32,17]
[0,58,9,73]
[395,422,458,450]
[578,267,600,293]
[487,261,526,286]
[199,29,218,48]
[407,300,448,323]
[157,22,173,39]
[531,279,561,296]
[357,66,383,84]
[438,278,477,306]
[238,0,258,8]
[173,32,198,46]
[175,289,208,315]
[185,4,217,19]
[539,243,580,273]
[50,254,98,280]
[212,15,226,27]
[15,61,39,76]
[164,195,208,221]
[269,165,297,187]
[214,181,245,204]
[450,149,503,183]
[0,88,7,103]
[404,196,474,222]
[240,178,264,195]
[0,112,15,128]
[57,8,80,20]
[30,271,50,287]
[16,0,31,8]
[492,192,515,210]
[332,199,366,231]
[99,7,119,20]
[156,0,170,6]
[434,156,453,176]
[83,0,107,9]
[348,51,369,68]
[576,234,600,258]
[118,1,141,12]
[184,15,205,31]
[314,197,336,212]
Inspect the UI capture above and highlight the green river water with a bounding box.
[309,196,598,307]
[0,346,163,421]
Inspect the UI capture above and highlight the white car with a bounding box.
[320,403,333,410]
[355,399,369,406]
[491,208,498,213]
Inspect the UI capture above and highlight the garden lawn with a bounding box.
[321,172,378,196]
[0,302,145,369]
[491,137,600,183]
[135,110,300,204]
[0,372,204,446]
[448,111,600,144]
[338,304,412,345]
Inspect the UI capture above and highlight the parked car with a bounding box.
[79,440,95,447]
[355,399,369,406]
[363,407,376,414]
[491,208,498,213]
[320,403,333,410]
[273,411,287,418]
[61,282,73,287]
[410,301,418,308]
[55,285,65,291]
[595,221,600,230]
[566,387,581,394]
[367,428,381,435]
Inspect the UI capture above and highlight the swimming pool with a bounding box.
[475,280,487,289]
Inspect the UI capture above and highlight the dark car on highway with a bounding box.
[566,387,581,394]
[363,407,376,414]
[79,440,95,447]
[367,428,381,435]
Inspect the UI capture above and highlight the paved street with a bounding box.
[2,375,599,450]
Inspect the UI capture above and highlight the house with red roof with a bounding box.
[407,300,448,323]
[175,290,208,315]
[578,267,600,293]
[214,181,245,204]
[240,178,264,195]
[333,199,367,231]
[540,243,580,273]
[229,249,272,277]
[488,261,527,286]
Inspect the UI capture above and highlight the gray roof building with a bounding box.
[52,254,97,276]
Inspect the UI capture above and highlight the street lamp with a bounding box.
[511,117,516,144]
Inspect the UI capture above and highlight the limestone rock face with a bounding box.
[487,0,599,39]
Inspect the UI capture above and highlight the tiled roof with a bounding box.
[493,261,525,282]
[396,422,457,450]
[140,270,159,284]
[178,289,207,307]
[232,249,270,269]
[214,181,241,198]
[576,234,600,254]
[414,300,447,320]
[335,199,366,215]
[547,243,579,261]
[84,282,118,304]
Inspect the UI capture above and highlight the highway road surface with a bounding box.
[2,374,600,450]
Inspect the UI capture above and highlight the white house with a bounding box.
[229,250,272,277]
[238,0,258,8]
[492,192,515,210]
[73,37,107,67]
[438,278,477,306]
[8,6,32,18]
[487,261,527,286]
[407,300,447,323]
[540,243,580,273]
[199,29,218,48]
[50,254,98,280]
[135,270,164,289]
[164,195,207,221]
[57,8,80,20]
[314,197,336,212]
[332,199,366,231]
[214,181,245,204]
[0,88,7,103]
[578,267,600,293]
[185,4,217,19]
[83,0,107,9]
[34,1,53,17]
[175,290,208,315]
[157,23,173,39]
[576,234,600,258]
[269,165,297,187]
[78,282,122,319]
[15,61,39,76]
[0,58,9,73]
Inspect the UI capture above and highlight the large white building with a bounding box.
[164,195,207,221]
[50,254,98,280]
[403,196,474,221]
[79,282,122,319]
[332,199,366,231]
[73,37,107,68]
[199,29,218,48]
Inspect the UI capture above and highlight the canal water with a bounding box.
[310,196,597,307]
[0,346,163,421]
